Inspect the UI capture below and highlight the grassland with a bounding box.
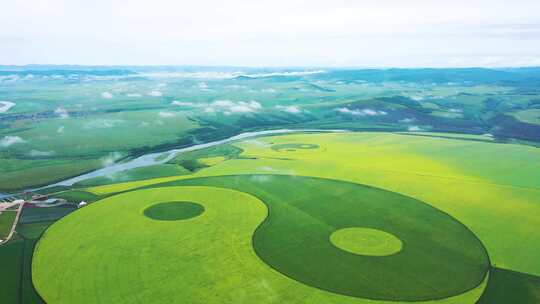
[159,175,489,301]
[2,67,540,192]
[0,211,16,239]
[33,185,487,304]
[513,109,540,125]
[30,131,540,303]
[0,240,24,303]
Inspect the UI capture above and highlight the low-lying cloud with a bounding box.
[276,105,302,114]
[336,107,387,116]
[408,125,423,132]
[148,90,163,97]
[209,99,262,114]
[171,100,195,107]
[101,152,123,167]
[54,107,70,119]
[158,111,176,118]
[101,91,114,99]
[0,136,25,147]
[0,101,15,113]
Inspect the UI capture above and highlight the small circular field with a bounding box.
[33,175,489,303]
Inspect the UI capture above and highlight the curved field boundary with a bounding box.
[146,174,491,301]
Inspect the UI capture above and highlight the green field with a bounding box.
[29,131,540,303]
[0,211,16,239]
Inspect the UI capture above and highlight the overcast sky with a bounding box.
[1,0,540,67]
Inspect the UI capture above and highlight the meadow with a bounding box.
[1,66,540,303]
[2,67,540,192]
[30,131,540,303]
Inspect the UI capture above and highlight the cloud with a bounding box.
[197,82,209,90]
[57,126,65,133]
[101,91,114,99]
[410,95,424,101]
[399,118,415,123]
[0,136,25,147]
[101,152,123,167]
[28,149,55,157]
[0,101,15,113]
[54,107,70,119]
[210,100,262,114]
[158,111,176,118]
[408,125,423,131]
[126,93,142,97]
[244,70,325,78]
[276,105,302,113]
[336,107,387,116]
[171,100,195,107]
[261,88,277,93]
[148,90,162,97]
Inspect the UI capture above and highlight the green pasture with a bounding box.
[34,183,487,304]
[0,211,16,239]
[33,131,540,303]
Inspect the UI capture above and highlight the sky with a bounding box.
[1,0,540,67]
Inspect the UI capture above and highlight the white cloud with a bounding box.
[213,100,235,107]
[57,126,65,133]
[158,111,176,118]
[197,82,209,90]
[126,93,142,97]
[171,100,195,107]
[408,125,423,132]
[399,118,415,123]
[0,101,15,113]
[245,70,325,78]
[336,107,387,116]
[101,91,114,99]
[54,107,70,119]
[148,90,163,97]
[101,152,123,167]
[211,100,262,114]
[261,88,276,93]
[0,136,25,147]
[276,105,302,114]
[2,1,540,67]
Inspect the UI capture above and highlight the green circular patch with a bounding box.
[271,143,319,152]
[143,201,204,221]
[330,227,403,256]
[170,175,490,301]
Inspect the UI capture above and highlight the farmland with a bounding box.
[30,131,540,303]
[1,67,540,303]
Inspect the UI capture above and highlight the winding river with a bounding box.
[0,129,344,198]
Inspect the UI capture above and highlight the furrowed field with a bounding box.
[29,132,540,303]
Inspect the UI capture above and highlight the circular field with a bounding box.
[330,227,403,256]
[271,143,319,152]
[143,201,204,221]
[34,175,490,303]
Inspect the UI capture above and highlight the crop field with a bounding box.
[31,132,540,303]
